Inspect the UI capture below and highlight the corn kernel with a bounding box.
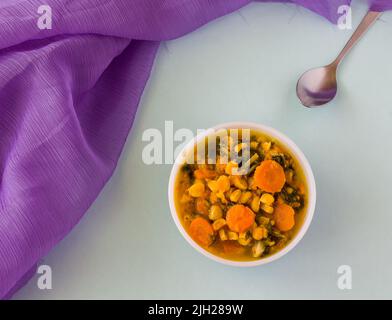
[285,170,294,183]
[188,183,205,197]
[207,180,218,193]
[250,195,260,212]
[213,218,226,231]
[239,232,248,239]
[209,192,218,204]
[250,141,259,150]
[216,175,230,193]
[209,205,223,220]
[216,192,228,204]
[257,216,270,225]
[219,229,228,241]
[248,177,257,190]
[229,189,242,202]
[261,204,274,214]
[292,202,301,208]
[252,228,263,240]
[252,227,267,240]
[238,233,252,246]
[239,191,252,204]
[180,194,192,203]
[227,231,239,240]
[225,161,238,175]
[238,239,251,246]
[260,193,274,205]
[231,176,247,190]
[262,141,271,152]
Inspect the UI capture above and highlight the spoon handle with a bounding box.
[333,11,381,66]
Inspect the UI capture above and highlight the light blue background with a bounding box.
[15,0,392,299]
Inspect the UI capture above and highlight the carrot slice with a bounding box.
[274,203,295,232]
[189,217,215,246]
[254,160,286,193]
[226,204,255,233]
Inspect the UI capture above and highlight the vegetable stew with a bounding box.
[174,129,308,261]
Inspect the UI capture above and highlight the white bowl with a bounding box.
[168,122,316,267]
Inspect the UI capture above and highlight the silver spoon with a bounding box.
[297,11,381,108]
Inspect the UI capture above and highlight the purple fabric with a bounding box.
[0,0,388,299]
[370,0,392,11]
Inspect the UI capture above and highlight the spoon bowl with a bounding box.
[296,64,338,107]
[296,11,381,108]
